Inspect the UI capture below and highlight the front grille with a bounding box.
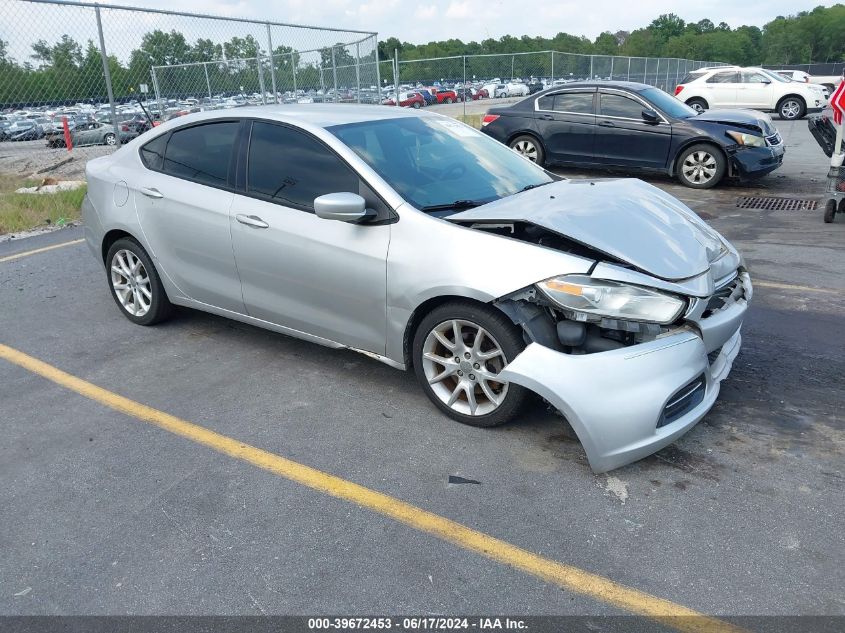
[701,274,744,319]
[657,374,707,428]
[766,132,782,146]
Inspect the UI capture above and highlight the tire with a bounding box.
[676,143,726,189]
[824,199,836,223]
[509,134,545,165]
[686,97,708,113]
[777,96,806,120]
[412,301,529,428]
[105,237,172,326]
[104,132,117,145]
[412,101,421,109]
[445,97,453,104]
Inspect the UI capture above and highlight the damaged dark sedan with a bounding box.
[83,105,750,473]
[481,81,785,188]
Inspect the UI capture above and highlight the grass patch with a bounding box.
[455,113,483,129]
[0,175,86,234]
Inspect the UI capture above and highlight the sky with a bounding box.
[106,0,840,43]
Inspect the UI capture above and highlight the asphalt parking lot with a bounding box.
[1,118,843,629]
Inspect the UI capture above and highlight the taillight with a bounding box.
[674,85,684,96]
[481,114,500,126]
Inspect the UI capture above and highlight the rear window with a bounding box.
[162,121,238,188]
[706,71,739,83]
[140,133,167,171]
[678,73,700,84]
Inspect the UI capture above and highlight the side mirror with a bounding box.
[314,192,373,223]
[641,109,660,123]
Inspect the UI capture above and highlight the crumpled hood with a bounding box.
[693,109,776,135]
[448,179,726,281]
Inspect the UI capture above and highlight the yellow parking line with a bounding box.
[0,238,85,264]
[0,342,745,633]
[754,280,841,294]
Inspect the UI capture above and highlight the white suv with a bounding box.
[674,66,828,120]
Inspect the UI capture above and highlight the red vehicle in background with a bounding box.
[382,91,425,108]
[434,88,458,104]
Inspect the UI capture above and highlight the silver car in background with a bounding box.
[82,105,751,472]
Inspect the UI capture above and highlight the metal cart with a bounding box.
[823,166,845,223]
[808,108,844,223]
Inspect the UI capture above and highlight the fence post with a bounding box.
[291,52,297,93]
[627,57,631,81]
[94,5,119,147]
[393,48,400,107]
[462,55,466,119]
[266,23,278,103]
[331,46,338,102]
[355,42,361,104]
[257,57,267,104]
[609,56,614,80]
[589,55,594,79]
[550,51,554,82]
[204,63,212,99]
[654,57,660,88]
[375,38,381,95]
[151,66,163,117]
[511,54,514,80]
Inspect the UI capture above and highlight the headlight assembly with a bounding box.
[536,275,686,324]
[726,130,766,147]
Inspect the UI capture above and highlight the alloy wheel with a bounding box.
[682,150,717,185]
[421,319,509,416]
[110,249,152,317]
[780,99,801,119]
[105,133,117,145]
[512,139,538,161]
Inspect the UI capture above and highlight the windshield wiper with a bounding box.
[519,182,552,192]
[419,199,484,212]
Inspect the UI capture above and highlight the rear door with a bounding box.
[533,89,596,163]
[594,90,672,169]
[702,70,739,107]
[133,121,244,313]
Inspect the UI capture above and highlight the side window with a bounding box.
[553,92,594,114]
[599,93,644,119]
[139,133,167,170]
[247,121,359,211]
[162,121,238,188]
[706,71,739,83]
[537,95,554,110]
[742,72,769,84]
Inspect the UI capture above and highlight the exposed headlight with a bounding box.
[536,275,686,324]
[726,130,766,147]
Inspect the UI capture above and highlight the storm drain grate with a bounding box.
[736,196,818,211]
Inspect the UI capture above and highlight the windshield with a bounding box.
[328,115,553,211]
[641,87,698,119]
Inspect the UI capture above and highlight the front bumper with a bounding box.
[499,273,750,473]
[730,144,784,179]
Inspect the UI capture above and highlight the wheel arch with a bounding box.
[101,228,137,264]
[776,93,807,110]
[506,129,545,152]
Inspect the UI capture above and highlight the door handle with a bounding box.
[235,214,269,229]
[139,187,163,199]
[539,114,554,120]
[598,120,615,127]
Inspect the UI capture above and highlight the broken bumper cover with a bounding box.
[499,274,750,473]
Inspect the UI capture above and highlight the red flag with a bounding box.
[62,116,73,151]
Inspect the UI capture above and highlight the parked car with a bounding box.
[504,82,530,97]
[674,66,827,120]
[415,89,437,106]
[481,81,785,188]
[474,87,490,99]
[5,120,42,141]
[382,91,425,108]
[434,88,458,104]
[83,104,751,473]
[45,121,136,147]
[527,81,545,94]
[773,69,812,83]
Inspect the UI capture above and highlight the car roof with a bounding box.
[145,103,434,132]
[538,80,653,92]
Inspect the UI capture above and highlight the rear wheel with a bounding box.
[412,101,421,109]
[777,96,806,120]
[676,143,726,189]
[445,97,453,104]
[509,134,545,165]
[105,238,172,326]
[104,132,116,145]
[824,199,836,223]
[413,301,529,427]
[686,97,708,113]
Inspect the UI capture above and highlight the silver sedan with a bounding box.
[82,104,751,472]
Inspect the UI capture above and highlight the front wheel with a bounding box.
[445,97,453,104]
[676,144,726,189]
[686,97,708,113]
[412,101,421,109]
[778,96,806,120]
[824,199,836,223]
[413,301,529,427]
[509,134,544,165]
[104,132,117,145]
[105,238,172,325]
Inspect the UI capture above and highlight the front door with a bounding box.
[594,90,672,169]
[702,70,740,107]
[229,121,390,354]
[736,71,774,108]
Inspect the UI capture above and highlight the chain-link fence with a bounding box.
[379,50,727,118]
[0,0,378,171]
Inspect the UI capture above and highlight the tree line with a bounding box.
[1,5,843,108]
